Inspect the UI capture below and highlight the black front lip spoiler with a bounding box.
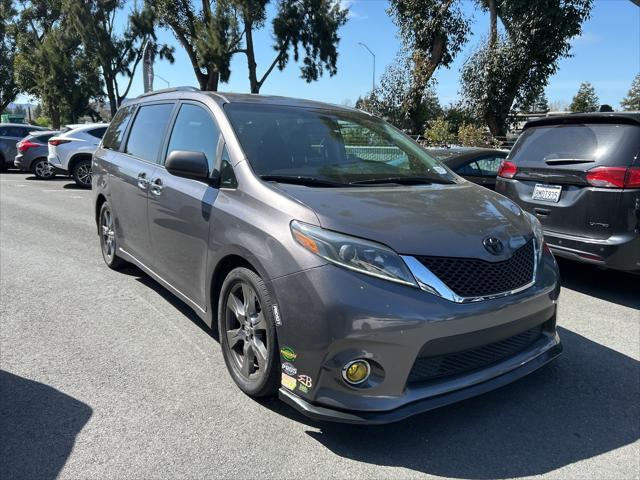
[279,342,563,425]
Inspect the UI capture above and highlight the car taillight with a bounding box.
[17,140,40,152]
[586,166,640,189]
[48,139,70,146]
[497,160,518,179]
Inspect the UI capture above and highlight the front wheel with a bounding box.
[33,158,55,179]
[72,159,92,188]
[99,202,127,270]
[218,267,280,397]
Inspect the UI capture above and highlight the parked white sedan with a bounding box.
[48,124,108,187]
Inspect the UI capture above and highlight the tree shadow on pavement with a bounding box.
[0,371,92,480]
[295,328,639,478]
[557,258,639,309]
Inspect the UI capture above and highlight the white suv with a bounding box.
[48,124,108,187]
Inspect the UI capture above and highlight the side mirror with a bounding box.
[166,150,210,181]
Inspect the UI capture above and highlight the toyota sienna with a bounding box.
[93,87,562,424]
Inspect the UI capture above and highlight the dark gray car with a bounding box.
[92,88,562,424]
[496,113,640,272]
[14,130,60,178]
[0,123,48,170]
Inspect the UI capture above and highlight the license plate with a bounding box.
[532,184,562,203]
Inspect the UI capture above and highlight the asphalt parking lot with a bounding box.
[1,171,638,480]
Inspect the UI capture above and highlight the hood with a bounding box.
[272,182,534,261]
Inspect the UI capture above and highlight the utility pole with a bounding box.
[358,42,376,92]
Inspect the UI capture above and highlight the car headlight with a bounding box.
[524,211,544,263]
[290,221,418,287]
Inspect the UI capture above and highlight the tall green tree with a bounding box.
[355,55,442,132]
[387,0,469,134]
[151,0,348,93]
[620,74,640,111]
[461,0,592,137]
[569,81,599,113]
[13,0,101,128]
[0,0,20,112]
[521,91,550,113]
[64,0,173,117]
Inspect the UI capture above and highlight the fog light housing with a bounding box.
[342,360,371,385]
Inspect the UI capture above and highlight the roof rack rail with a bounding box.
[136,86,200,99]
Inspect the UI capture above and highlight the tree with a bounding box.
[151,0,347,93]
[461,0,593,137]
[621,74,640,111]
[388,0,469,134]
[569,81,599,113]
[521,91,549,113]
[424,118,454,146]
[13,0,102,128]
[0,0,20,112]
[355,55,442,132]
[457,122,485,147]
[64,0,173,117]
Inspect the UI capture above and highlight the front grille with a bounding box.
[417,240,535,298]
[407,325,544,384]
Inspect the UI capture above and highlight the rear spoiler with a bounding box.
[523,113,640,131]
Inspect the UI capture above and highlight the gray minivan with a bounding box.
[93,87,562,424]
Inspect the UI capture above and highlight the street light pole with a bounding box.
[357,42,375,92]
[155,74,170,89]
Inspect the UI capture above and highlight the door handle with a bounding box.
[137,173,149,190]
[150,178,163,196]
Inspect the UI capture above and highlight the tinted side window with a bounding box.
[456,161,481,176]
[103,106,134,150]
[475,156,504,176]
[166,104,220,171]
[88,127,108,139]
[0,127,6,136]
[125,104,174,163]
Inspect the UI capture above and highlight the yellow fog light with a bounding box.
[342,360,371,385]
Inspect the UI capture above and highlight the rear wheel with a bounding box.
[99,202,127,270]
[218,267,279,397]
[72,159,92,188]
[33,158,55,179]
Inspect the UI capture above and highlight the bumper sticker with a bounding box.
[282,362,297,376]
[280,346,297,362]
[281,372,297,391]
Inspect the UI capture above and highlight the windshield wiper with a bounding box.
[260,175,350,188]
[349,176,454,186]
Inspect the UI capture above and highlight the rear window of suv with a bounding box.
[510,123,640,167]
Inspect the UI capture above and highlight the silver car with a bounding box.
[92,88,562,424]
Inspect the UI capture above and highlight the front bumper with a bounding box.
[545,230,640,272]
[269,249,560,424]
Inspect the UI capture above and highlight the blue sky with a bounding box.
[16,0,640,109]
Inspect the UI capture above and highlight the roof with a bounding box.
[524,112,640,130]
[135,86,361,114]
[0,123,47,129]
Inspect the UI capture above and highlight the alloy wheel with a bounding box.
[76,164,92,186]
[224,281,269,381]
[100,207,116,261]
[34,160,54,179]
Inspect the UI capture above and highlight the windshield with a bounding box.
[224,103,457,185]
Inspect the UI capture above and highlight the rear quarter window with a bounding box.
[510,123,640,167]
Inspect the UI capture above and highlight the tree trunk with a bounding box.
[485,113,506,138]
[205,70,219,91]
[50,105,61,130]
[244,19,259,94]
[488,0,498,49]
[105,78,117,118]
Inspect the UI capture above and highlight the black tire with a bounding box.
[98,202,127,270]
[72,158,92,188]
[32,158,55,179]
[218,267,280,397]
